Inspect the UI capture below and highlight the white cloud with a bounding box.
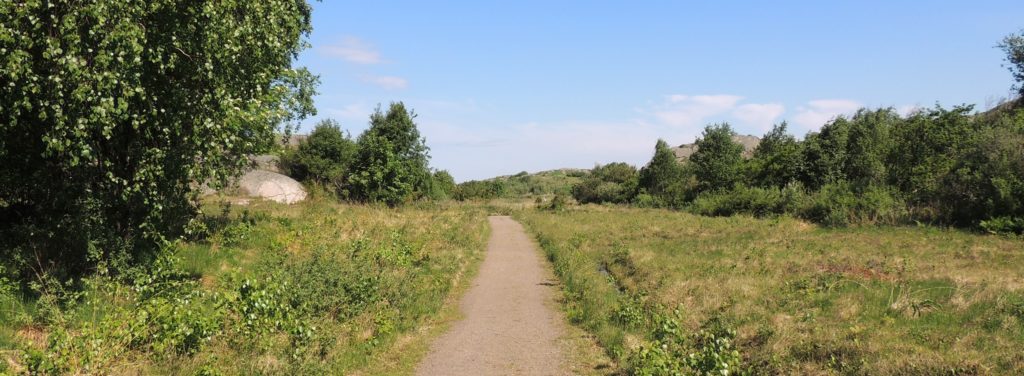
[320,36,382,64]
[651,94,743,127]
[324,103,369,121]
[422,119,672,181]
[732,103,785,131]
[792,99,862,131]
[361,75,408,90]
[896,104,922,117]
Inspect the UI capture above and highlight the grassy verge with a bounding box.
[516,206,1024,375]
[0,197,488,375]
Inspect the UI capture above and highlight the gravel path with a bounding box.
[415,216,568,375]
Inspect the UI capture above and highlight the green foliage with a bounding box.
[691,123,745,193]
[938,110,1024,225]
[348,103,433,206]
[888,106,975,209]
[800,117,851,190]
[429,170,457,200]
[8,199,490,373]
[638,140,692,207]
[980,216,1024,235]
[689,184,806,218]
[0,0,317,279]
[545,194,569,211]
[572,163,638,204]
[796,183,907,227]
[844,108,899,189]
[282,119,357,194]
[749,122,802,188]
[455,179,507,200]
[455,170,585,200]
[1000,29,1024,96]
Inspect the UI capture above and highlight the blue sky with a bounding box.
[294,1,1023,181]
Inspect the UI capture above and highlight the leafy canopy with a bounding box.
[0,0,317,278]
[999,29,1024,97]
[691,123,744,193]
[284,119,357,193]
[348,102,432,206]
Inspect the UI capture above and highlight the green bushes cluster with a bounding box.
[564,34,1024,232]
[283,103,455,205]
[572,163,638,204]
[455,169,586,200]
[574,106,1024,232]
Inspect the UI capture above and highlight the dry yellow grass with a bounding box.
[518,205,1024,374]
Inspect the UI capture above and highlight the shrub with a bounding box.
[691,123,745,193]
[573,163,638,204]
[454,180,506,200]
[429,170,457,200]
[796,183,906,226]
[750,122,802,188]
[639,140,690,201]
[690,185,790,217]
[980,217,1024,235]
[632,192,661,208]
[348,103,433,205]
[282,119,357,195]
[545,194,569,211]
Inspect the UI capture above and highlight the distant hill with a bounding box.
[672,134,760,161]
[487,169,588,197]
[458,168,588,199]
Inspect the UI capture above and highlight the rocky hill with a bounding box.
[672,134,761,161]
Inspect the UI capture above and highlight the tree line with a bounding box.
[572,31,1024,234]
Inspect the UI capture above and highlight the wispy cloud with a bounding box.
[320,36,382,64]
[324,103,370,122]
[650,94,744,127]
[792,99,862,131]
[896,104,922,117]
[361,75,408,90]
[733,103,786,131]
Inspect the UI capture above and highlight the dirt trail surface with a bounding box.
[416,216,568,376]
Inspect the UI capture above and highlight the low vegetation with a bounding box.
[455,169,587,200]
[517,206,1024,375]
[0,198,488,374]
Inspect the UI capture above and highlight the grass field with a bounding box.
[0,197,488,374]
[517,206,1024,375]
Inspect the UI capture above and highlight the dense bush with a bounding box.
[637,140,692,208]
[572,163,638,204]
[429,170,457,200]
[282,119,357,194]
[794,183,907,227]
[0,0,316,280]
[454,180,507,200]
[689,184,805,218]
[749,122,802,188]
[455,170,585,200]
[347,103,434,206]
[690,123,745,193]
